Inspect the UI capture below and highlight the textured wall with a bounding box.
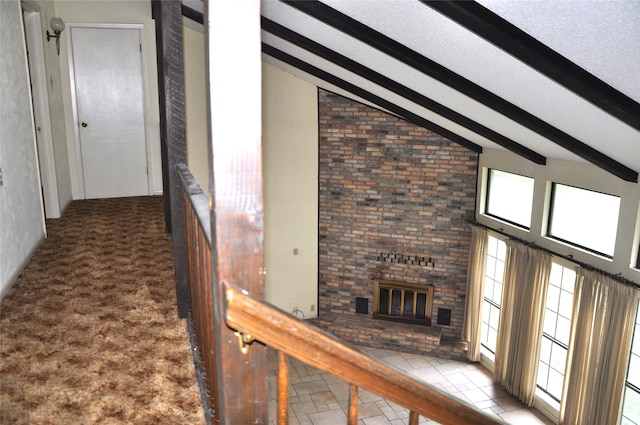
[0,0,46,295]
[318,90,478,340]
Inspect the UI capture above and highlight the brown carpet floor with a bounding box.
[0,197,204,424]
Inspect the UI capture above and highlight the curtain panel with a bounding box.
[463,224,488,361]
[560,269,640,425]
[494,240,552,406]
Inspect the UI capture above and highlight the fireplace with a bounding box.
[373,280,434,326]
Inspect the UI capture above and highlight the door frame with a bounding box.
[67,23,152,199]
[21,4,60,218]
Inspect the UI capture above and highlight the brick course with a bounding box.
[317,90,478,359]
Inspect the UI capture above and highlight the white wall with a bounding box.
[54,0,163,198]
[182,25,320,317]
[263,62,319,318]
[183,21,209,189]
[0,0,47,297]
[476,148,640,282]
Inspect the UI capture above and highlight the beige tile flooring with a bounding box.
[267,346,555,425]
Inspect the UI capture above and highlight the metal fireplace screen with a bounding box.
[373,280,434,326]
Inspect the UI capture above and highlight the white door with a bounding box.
[70,26,149,199]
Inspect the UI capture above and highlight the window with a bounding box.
[481,235,506,354]
[485,169,535,229]
[537,262,576,403]
[547,183,620,258]
[621,301,640,424]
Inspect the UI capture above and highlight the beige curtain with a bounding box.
[494,240,551,406]
[462,224,488,361]
[559,269,640,425]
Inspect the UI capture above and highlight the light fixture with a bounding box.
[46,17,65,55]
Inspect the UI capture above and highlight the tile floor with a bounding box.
[266,346,555,425]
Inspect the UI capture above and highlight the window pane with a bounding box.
[558,290,574,319]
[484,279,494,300]
[633,323,640,354]
[488,327,498,351]
[538,263,575,403]
[556,316,571,345]
[543,310,557,336]
[626,304,640,388]
[548,183,620,257]
[540,337,552,363]
[486,169,534,228]
[537,363,549,388]
[546,284,560,310]
[561,268,576,292]
[621,386,640,425]
[550,344,568,372]
[493,282,503,303]
[549,263,563,286]
[496,240,507,261]
[489,305,500,329]
[486,256,497,279]
[487,235,502,255]
[628,353,640,388]
[481,322,489,345]
[548,368,565,401]
[482,301,490,323]
[481,236,507,354]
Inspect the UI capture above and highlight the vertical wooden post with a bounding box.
[205,0,267,423]
[277,351,289,425]
[151,0,189,318]
[348,384,359,425]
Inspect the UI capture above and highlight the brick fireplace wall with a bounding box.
[317,90,479,356]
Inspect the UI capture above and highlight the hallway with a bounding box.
[0,197,204,424]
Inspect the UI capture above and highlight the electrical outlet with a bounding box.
[310,304,315,312]
[0,167,3,186]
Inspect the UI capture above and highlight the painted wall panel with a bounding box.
[183,22,209,189]
[263,62,319,318]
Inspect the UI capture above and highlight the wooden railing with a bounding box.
[179,165,219,416]
[179,165,503,425]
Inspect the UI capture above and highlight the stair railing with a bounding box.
[180,164,503,425]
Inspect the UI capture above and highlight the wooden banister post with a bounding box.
[205,0,267,423]
[277,351,289,425]
[348,384,359,425]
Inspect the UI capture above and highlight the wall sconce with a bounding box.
[46,17,65,56]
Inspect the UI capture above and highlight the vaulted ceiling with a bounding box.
[182,0,640,182]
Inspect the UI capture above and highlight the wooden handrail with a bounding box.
[223,281,504,425]
[178,163,211,244]
[179,164,503,424]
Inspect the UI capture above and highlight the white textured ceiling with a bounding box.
[477,0,640,102]
[186,0,640,181]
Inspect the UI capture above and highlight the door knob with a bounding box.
[81,121,88,127]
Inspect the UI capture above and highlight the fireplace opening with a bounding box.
[373,280,434,326]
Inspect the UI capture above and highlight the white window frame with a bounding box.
[484,169,535,230]
[546,183,620,258]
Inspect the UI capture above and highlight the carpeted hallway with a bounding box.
[0,196,204,424]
